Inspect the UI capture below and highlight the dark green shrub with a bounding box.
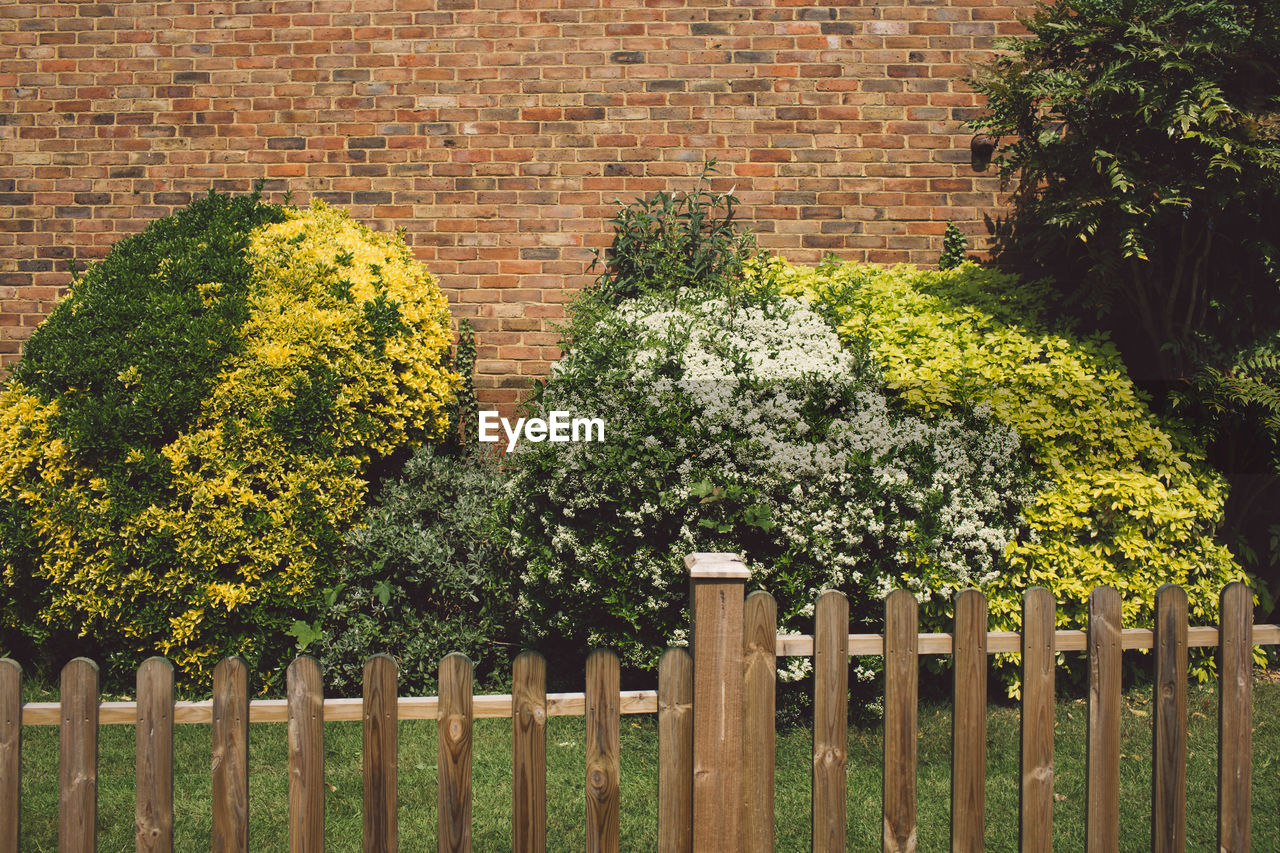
[969,0,1280,365]
[320,445,513,696]
[939,222,969,271]
[17,190,287,469]
[586,160,761,308]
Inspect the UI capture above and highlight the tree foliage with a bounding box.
[968,0,1280,588]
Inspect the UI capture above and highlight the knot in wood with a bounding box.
[1029,764,1052,783]
[813,746,843,768]
[446,716,465,740]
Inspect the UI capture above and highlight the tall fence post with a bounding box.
[686,552,749,853]
[1019,588,1055,853]
[883,589,918,853]
[1087,586,1122,853]
[287,656,324,853]
[951,589,987,853]
[813,589,849,853]
[1152,584,1188,853]
[512,651,547,853]
[438,653,474,853]
[585,650,621,853]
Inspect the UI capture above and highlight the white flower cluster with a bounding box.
[619,292,856,383]
[509,289,1035,676]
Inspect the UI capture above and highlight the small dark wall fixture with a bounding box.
[971,135,999,171]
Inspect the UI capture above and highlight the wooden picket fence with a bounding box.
[0,552,1276,852]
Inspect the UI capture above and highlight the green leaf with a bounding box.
[286,619,323,652]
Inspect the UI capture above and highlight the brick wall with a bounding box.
[0,0,1032,404]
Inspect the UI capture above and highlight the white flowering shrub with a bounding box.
[508,288,1036,677]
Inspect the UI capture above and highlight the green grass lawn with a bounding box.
[14,679,1280,851]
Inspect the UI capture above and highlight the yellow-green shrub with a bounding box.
[0,194,457,684]
[759,258,1246,678]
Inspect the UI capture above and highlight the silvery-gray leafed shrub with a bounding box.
[319,444,513,696]
[508,286,1038,681]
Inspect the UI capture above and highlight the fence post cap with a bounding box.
[685,552,750,580]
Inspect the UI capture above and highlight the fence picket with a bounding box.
[951,589,986,853]
[813,589,848,853]
[657,648,692,853]
[1218,581,1252,852]
[0,658,20,853]
[59,657,98,853]
[687,553,748,852]
[585,650,620,853]
[1019,588,1055,853]
[1152,585,1187,853]
[513,651,547,853]
[136,657,174,853]
[212,656,249,853]
[438,653,474,853]
[363,654,397,853]
[883,589,918,853]
[288,657,324,853]
[1087,586,1122,853]
[742,591,776,853]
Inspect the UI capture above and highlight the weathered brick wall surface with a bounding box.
[0,0,1031,403]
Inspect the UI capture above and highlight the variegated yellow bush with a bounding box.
[0,192,457,684]
[757,257,1247,683]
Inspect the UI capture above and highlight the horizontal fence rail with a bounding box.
[19,627,1279,725]
[776,623,1280,656]
[18,690,663,726]
[0,559,1275,853]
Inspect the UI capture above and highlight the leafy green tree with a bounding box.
[970,0,1280,377]
[968,0,1280,593]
